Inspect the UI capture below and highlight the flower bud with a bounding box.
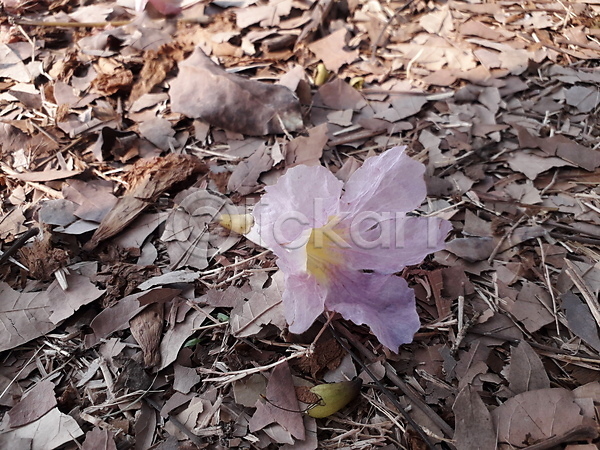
[307,378,362,418]
[218,213,254,235]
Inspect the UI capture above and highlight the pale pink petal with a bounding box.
[341,146,427,217]
[283,272,328,334]
[253,165,343,253]
[325,271,420,350]
[337,216,452,273]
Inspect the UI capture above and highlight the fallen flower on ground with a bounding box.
[227,147,451,350]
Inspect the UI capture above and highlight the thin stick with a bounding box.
[0,227,39,266]
[329,322,444,449]
[332,321,455,440]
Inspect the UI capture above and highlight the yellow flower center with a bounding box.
[305,217,349,285]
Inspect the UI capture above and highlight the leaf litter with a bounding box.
[0,0,600,448]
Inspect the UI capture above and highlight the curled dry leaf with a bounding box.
[170,47,303,136]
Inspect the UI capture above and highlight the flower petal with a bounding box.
[325,271,420,350]
[282,271,327,334]
[341,146,427,217]
[338,216,452,273]
[253,165,343,255]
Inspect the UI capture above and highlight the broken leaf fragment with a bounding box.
[306,379,362,418]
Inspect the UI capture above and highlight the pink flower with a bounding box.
[250,146,452,350]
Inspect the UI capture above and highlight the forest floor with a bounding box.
[1,0,600,448]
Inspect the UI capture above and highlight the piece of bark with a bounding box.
[84,154,206,250]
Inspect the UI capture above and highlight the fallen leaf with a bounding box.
[453,385,496,450]
[249,360,305,440]
[445,237,496,262]
[507,341,550,395]
[491,388,584,447]
[8,379,57,428]
[173,364,201,394]
[230,271,286,337]
[227,142,274,195]
[562,291,600,353]
[161,188,240,270]
[170,47,303,136]
[307,29,359,72]
[63,179,118,223]
[86,292,147,348]
[233,374,267,408]
[517,126,600,171]
[565,85,600,113]
[0,43,31,82]
[159,307,213,370]
[507,151,571,180]
[0,407,83,450]
[317,79,366,110]
[0,275,104,352]
[235,0,292,28]
[284,123,328,167]
[82,427,117,450]
[506,281,554,333]
[130,302,164,368]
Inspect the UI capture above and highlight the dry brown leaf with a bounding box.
[517,126,600,172]
[445,237,496,262]
[507,151,571,180]
[233,374,267,408]
[230,271,286,338]
[158,307,213,371]
[227,142,274,195]
[0,274,104,352]
[82,427,117,450]
[453,385,496,450]
[8,379,57,428]
[7,168,82,182]
[491,388,584,447]
[173,364,201,394]
[0,407,83,450]
[249,360,305,440]
[564,85,600,113]
[317,79,366,110]
[86,292,147,348]
[170,48,303,136]
[307,29,359,72]
[63,179,118,223]
[0,43,31,82]
[507,341,550,395]
[235,0,292,28]
[561,291,600,353]
[130,302,164,368]
[161,188,240,270]
[505,281,554,333]
[129,43,185,103]
[284,123,328,167]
